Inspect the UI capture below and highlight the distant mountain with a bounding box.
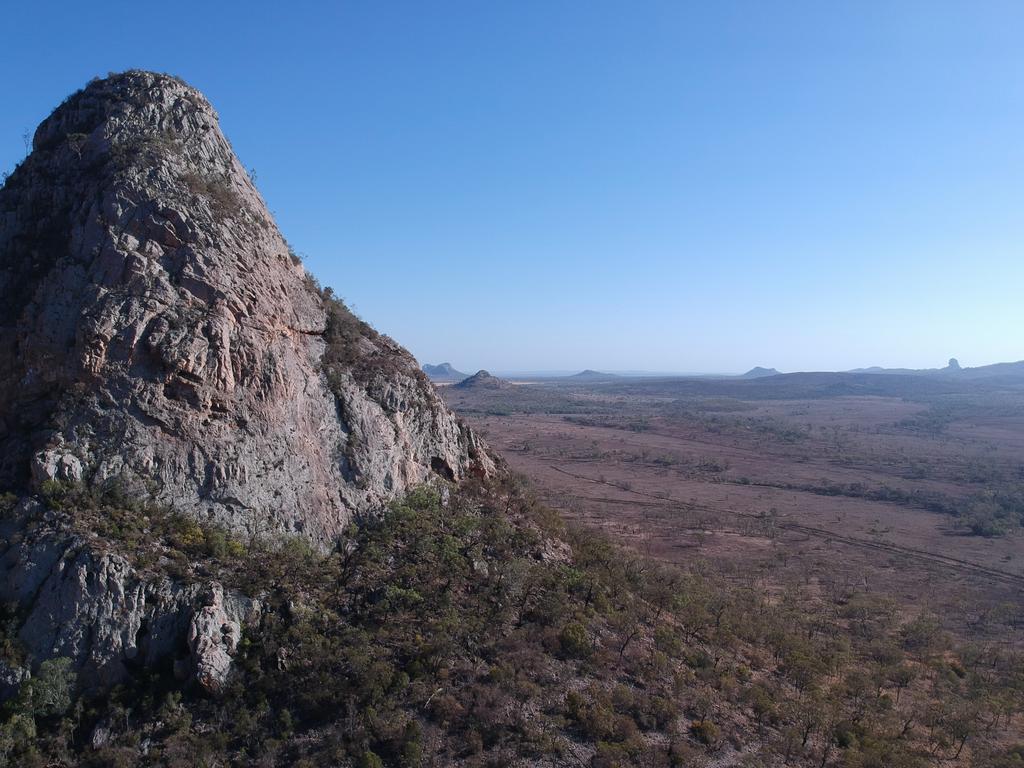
[570,369,618,381]
[848,358,1024,380]
[741,366,780,379]
[848,366,932,375]
[454,370,513,390]
[423,362,469,381]
[952,360,1024,380]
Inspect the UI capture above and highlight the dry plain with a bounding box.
[444,373,1024,647]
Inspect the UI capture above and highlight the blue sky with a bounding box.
[2,1,1021,373]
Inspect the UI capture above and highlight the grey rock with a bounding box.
[187,583,246,693]
[0,519,259,694]
[0,661,29,701]
[90,721,113,750]
[31,449,84,484]
[0,70,497,701]
[0,70,494,548]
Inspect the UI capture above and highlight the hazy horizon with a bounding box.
[426,356,1020,380]
[3,2,1021,372]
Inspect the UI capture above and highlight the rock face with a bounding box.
[185,583,245,693]
[0,71,493,695]
[0,500,260,693]
[0,70,492,546]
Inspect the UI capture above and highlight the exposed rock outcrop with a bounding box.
[0,71,494,696]
[0,70,492,546]
[0,500,259,693]
[184,583,246,693]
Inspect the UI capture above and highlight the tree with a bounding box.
[20,657,75,718]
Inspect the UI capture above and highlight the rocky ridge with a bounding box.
[0,71,493,693]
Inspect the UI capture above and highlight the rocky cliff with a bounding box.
[0,70,491,545]
[0,71,492,693]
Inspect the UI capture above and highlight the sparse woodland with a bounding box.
[2,476,1021,767]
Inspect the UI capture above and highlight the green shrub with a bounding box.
[558,621,591,659]
[18,657,75,718]
[653,624,683,657]
[689,719,719,746]
[0,493,17,518]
